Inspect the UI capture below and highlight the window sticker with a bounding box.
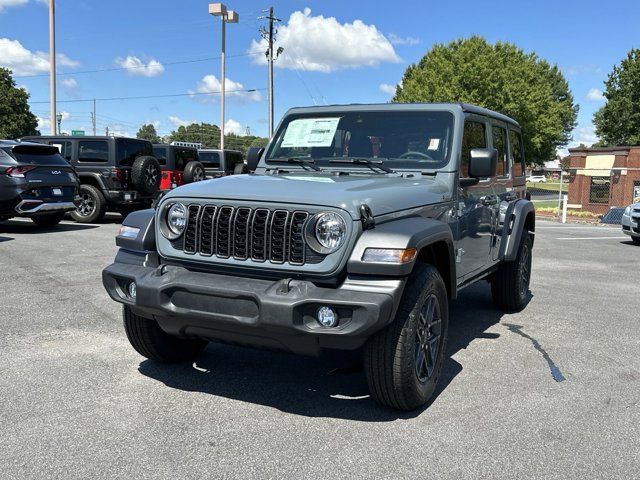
[427,138,441,150]
[281,118,340,148]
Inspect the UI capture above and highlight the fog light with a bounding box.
[316,306,338,327]
[128,282,137,299]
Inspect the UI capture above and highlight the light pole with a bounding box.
[209,3,238,151]
[49,0,56,135]
[56,112,62,133]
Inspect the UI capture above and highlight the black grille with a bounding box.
[181,204,323,265]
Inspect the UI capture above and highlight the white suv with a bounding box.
[527,175,547,183]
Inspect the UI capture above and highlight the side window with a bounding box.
[153,147,167,166]
[509,130,525,177]
[49,141,73,161]
[199,152,220,169]
[78,141,108,162]
[491,126,508,177]
[461,121,487,177]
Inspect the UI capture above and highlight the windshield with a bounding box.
[265,110,455,170]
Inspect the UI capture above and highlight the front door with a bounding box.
[456,118,496,279]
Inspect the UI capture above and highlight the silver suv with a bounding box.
[102,103,535,411]
[622,203,640,245]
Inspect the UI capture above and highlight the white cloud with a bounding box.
[168,115,195,128]
[248,8,400,73]
[61,77,78,89]
[0,0,28,13]
[17,84,28,93]
[586,88,605,102]
[190,75,261,103]
[115,55,165,77]
[36,111,71,132]
[224,119,246,136]
[0,38,79,76]
[379,83,397,95]
[387,33,420,46]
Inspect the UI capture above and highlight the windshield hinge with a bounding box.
[359,204,375,230]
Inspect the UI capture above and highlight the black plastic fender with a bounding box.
[116,208,156,251]
[502,200,535,261]
[78,172,108,190]
[347,217,456,291]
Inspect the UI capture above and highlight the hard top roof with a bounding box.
[284,102,520,127]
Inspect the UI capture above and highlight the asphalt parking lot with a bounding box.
[1,217,639,479]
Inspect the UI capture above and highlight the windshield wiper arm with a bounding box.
[267,157,321,171]
[329,157,394,173]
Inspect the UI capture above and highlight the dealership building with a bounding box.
[567,146,640,214]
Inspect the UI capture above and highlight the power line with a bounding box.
[12,50,264,79]
[29,87,266,104]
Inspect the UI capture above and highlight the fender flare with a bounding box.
[347,217,456,296]
[78,172,108,190]
[115,208,156,251]
[502,200,535,261]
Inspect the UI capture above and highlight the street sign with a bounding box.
[71,130,85,136]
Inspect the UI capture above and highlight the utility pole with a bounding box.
[260,7,281,138]
[91,99,96,135]
[209,3,239,151]
[105,126,109,136]
[49,0,57,135]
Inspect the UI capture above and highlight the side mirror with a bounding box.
[468,148,497,178]
[246,147,264,172]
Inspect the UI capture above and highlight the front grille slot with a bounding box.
[180,204,321,265]
[184,205,201,254]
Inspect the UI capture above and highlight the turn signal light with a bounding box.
[362,248,417,264]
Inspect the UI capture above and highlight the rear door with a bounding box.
[76,139,113,188]
[490,122,512,262]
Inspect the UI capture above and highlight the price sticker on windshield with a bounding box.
[281,118,340,148]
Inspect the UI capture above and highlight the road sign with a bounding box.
[71,130,85,136]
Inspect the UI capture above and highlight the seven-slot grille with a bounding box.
[181,204,317,265]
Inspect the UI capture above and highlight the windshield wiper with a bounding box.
[266,157,321,171]
[329,157,394,174]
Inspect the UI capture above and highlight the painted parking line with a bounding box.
[556,236,628,240]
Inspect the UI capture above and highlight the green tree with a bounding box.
[393,36,578,165]
[136,123,161,143]
[168,122,269,155]
[594,48,640,146]
[0,67,39,139]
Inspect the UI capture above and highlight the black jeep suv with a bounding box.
[0,140,79,227]
[22,136,161,223]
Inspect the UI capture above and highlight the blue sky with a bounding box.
[1,0,638,154]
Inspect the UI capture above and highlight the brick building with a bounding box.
[567,146,640,214]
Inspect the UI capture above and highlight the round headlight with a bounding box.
[309,212,346,253]
[166,203,187,236]
[624,205,631,216]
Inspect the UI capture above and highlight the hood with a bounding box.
[164,172,451,219]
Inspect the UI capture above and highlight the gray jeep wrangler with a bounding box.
[102,103,535,411]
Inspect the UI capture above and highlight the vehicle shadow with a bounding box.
[0,219,99,234]
[138,281,516,421]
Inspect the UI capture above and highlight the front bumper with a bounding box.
[102,251,405,356]
[621,213,640,237]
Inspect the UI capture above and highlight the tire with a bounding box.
[491,233,533,311]
[31,212,65,227]
[364,264,449,411]
[233,163,248,175]
[131,156,161,195]
[183,161,206,184]
[123,306,208,363]
[632,236,640,246]
[70,184,106,223]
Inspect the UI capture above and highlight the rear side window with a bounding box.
[225,151,243,170]
[461,121,487,177]
[78,141,109,162]
[153,146,168,166]
[117,139,152,166]
[199,151,220,169]
[175,148,197,170]
[509,130,525,177]
[491,126,509,177]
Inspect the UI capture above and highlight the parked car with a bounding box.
[621,203,640,245]
[197,149,246,177]
[103,103,535,411]
[0,140,79,227]
[527,175,546,183]
[22,136,161,222]
[152,144,205,191]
